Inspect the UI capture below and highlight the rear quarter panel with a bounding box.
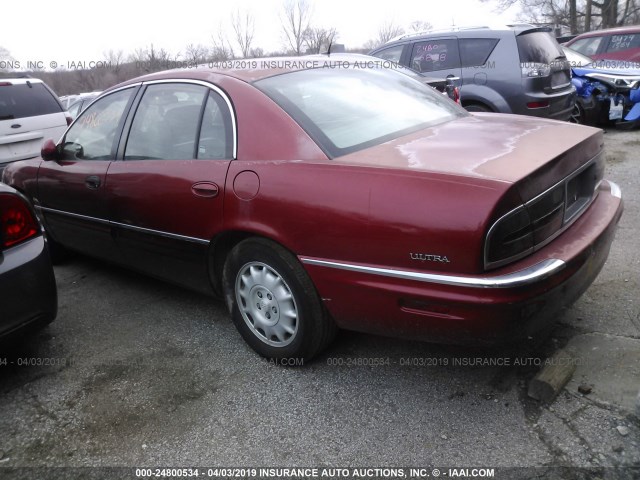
[223,159,507,275]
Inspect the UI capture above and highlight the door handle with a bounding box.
[191,181,219,198]
[85,175,101,189]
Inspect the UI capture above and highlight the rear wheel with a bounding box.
[464,103,492,113]
[569,102,585,124]
[222,238,336,361]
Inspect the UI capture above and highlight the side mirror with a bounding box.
[41,139,59,161]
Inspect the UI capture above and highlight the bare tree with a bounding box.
[211,27,234,61]
[364,21,406,50]
[103,49,124,76]
[0,46,12,61]
[585,0,593,30]
[249,47,266,58]
[485,0,640,33]
[282,0,313,55]
[0,46,14,72]
[303,27,338,54]
[409,20,433,33]
[185,43,209,65]
[126,44,177,73]
[231,9,255,58]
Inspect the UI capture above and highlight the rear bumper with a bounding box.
[0,236,57,340]
[301,180,623,345]
[515,88,576,121]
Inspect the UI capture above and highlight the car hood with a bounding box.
[337,113,602,200]
[573,62,640,77]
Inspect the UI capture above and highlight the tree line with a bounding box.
[4,0,638,96]
[1,0,425,96]
[490,0,640,34]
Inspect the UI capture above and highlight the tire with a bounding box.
[464,103,492,113]
[614,118,640,131]
[222,238,336,361]
[569,102,585,124]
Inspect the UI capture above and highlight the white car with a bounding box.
[0,78,70,171]
[66,92,101,120]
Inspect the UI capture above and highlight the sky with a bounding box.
[1,0,520,66]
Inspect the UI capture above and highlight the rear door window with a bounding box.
[605,33,640,53]
[0,82,62,120]
[459,38,499,67]
[124,83,208,161]
[197,91,234,160]
[410,39,460,73]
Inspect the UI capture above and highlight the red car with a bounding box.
[1,59,623,360]
[565,25,640,63]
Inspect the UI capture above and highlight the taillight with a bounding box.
[0,193,40,249]
[485,206,534,269]
[484,159,600,270]
[521,62,551,78]
[452,86,460,104]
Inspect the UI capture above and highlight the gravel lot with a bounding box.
[0,129,639,479]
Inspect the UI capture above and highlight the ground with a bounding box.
[0,129,638,480]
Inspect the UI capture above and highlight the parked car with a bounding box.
[0,183,57,342]
[316,53,461,102]
[565,25,640,63]
[564,46,640,127]
[2,59,623,360]
[66,92,101,120]
[59,92,102,111]
[369,25,576,120]
[1,78,71,173]
[59,95,79,110]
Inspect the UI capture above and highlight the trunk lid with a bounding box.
[337,113,603,202]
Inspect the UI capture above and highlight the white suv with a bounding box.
[0,78,70,172]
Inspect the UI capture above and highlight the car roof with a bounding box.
[372,24,552,50]
[107,55,407,90]
[570,25,640,39]
[0,78,44,85]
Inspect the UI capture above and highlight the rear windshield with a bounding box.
[255,67,466,157]
[0,82,63,120]
[517,31,565,64]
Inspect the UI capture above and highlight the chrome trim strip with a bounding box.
[37,206,110,225]
[608,180,622,199]
[300,257,566,289]
[110,221,210,245]
[141,79,238,159]
[37,206,210,245]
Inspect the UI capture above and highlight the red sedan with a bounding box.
[1,58,623,360]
